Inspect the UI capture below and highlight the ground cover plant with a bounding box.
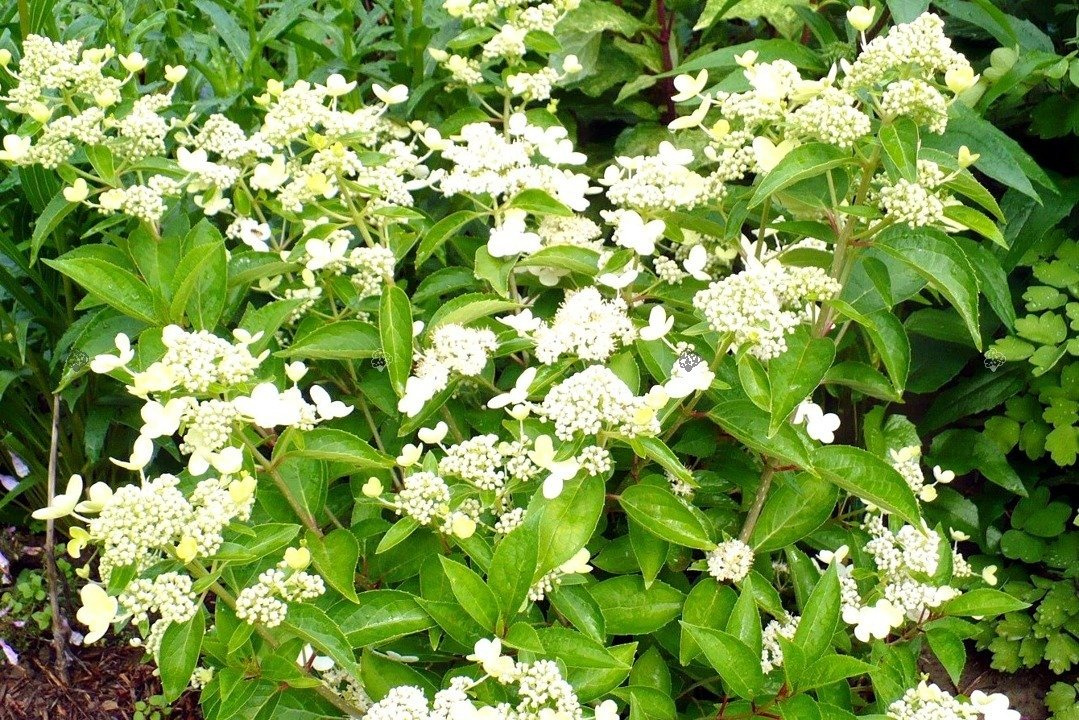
[0,0,1075,719]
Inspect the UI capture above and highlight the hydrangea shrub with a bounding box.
[2,3,1040,720]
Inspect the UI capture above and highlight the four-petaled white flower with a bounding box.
[842,599,904,642]
[373,83,409,105]
[595,699,620,720]
[612,210,665,256]
[683,244,711,281]
[76,584,118,644]
[671,70,708,102]
[489,367,537,409]
[793,400,840,443]
[528,435,581,499]
[640,306,674,341]
[488,209,541,257]
[297,644,335,672]
[417,421,449,444]
[310,385,354,420]
[970,691,1020,720]
[467,638,516,681]
[90,333,134,374]
[32,474,83,520]
[74,482,113,514]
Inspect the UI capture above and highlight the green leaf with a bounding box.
[681,623,765,700]
[46,250,157,324]
[708,399,816,472]
[591,576,684,635]
[879,118,919,182]
[488,523,540,623]
[507,188,573,216]
[173,221,227,330]
[531,475,605,575]
[192,0,251,69]
[823,361,902,401]
[792,564,839,662]
[361,648,437,701]
[338,590,434,647]
[924,102,1054,201]
[416,210,478,266]
[679,580,736,665]
[926,627,966,686]
[158,609,205,702]
[766,327,836,435]
[283,428,394,469]
[831,300,910,393]
[814,445,921,526]
[726,588,762,654]
[940,589,1030,617]
[306,528,360,603]
[799,654,876,690]
[427,292,519,330]
[623,436,695,484]
[277,321,381,360]
[379,285,414,396]
[629,518,669,587]
[376,517,420,555]
[549,585,606,643]
[619,483,714,550]
[873,226,982,349]
[214,523,300,563]
[29,191,76,264]
[517,246,601,275]
[282,604,358,675]
[438,556,500,632]
[944,205,1006,248]
[750,473,838,552]
[749,143,854,208]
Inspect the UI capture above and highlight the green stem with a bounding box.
[243,436,322,536]
[739,459,777,543]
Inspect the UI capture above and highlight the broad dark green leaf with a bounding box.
[379,285,413,396]
[277,321,381,360]
[619,484,714,550]
[306,528,360,603]
[749,143,853,208]
[750,473,838,552]
[814,445,921,526]
[158,609,205,702]
[873,227,982,349]
[681,623,765,700]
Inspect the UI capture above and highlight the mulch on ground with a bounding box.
[0,644,201,720]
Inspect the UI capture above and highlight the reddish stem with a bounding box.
[655,0,677,124]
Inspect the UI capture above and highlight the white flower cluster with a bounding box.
[434,0,581,97]
[120,572,199,657]
[366,638,604,720]
[601,142,721,213]
[705,539,754,583]
[85,472,255,579]
[91,329,351,475]
[761,612,800,673]
[887,682,1019,720]
[832,508,978,642]
[537,365,660,440]
[693,259,841,360]
[235,555,326,628]
[527,287,636,364]
[842,13,973,94]
[398,324,499,417]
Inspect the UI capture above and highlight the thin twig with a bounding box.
[44,394,69,684]
[738,458,776,543]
